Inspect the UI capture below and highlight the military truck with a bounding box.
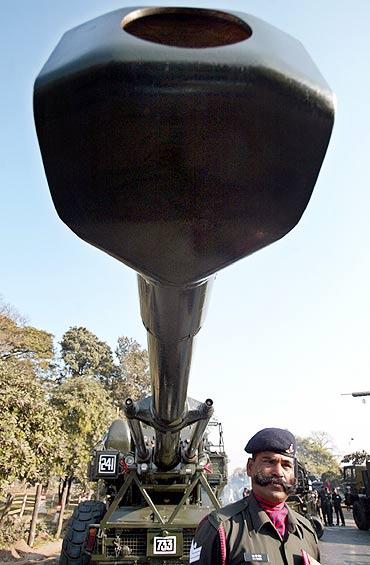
[34,4,334,563]
[341,391,370,530]
[343,462,370,530]
[286,462,324,539]
[76,413,227,563]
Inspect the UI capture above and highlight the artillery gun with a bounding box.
[34,5,334,563]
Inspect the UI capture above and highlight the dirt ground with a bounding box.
[0,539,62,565]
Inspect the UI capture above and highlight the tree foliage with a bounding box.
[59,329,151,404]
[50,376,116,486]
[0,357,63,491]
[0,301,150,494]
[60,326,115,386]
[57,329,151,481]
[296,431,341,482]
[0,308,60,491]
[0,312,54,369]
[113,336,150,403]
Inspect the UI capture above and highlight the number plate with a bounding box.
[98,453,117,474]
[153,536,176,555]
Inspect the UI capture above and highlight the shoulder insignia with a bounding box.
[189,540,202,563]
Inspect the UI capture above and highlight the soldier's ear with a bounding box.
[246,457,254,477]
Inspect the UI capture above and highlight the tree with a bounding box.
[0,311,54,369]
[60,326,115,386]
[0,302,150,499]
[0,306,61,491]
[296,431,341,483]
[0,357,64,492]
[60,329,151,405]
[308,431,334,450]
[113,336,150,404]
[50,375,116,489]
[341,450,370,465]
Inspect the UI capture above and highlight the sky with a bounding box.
[1,0,370,472]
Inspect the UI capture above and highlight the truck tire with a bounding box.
[353,500,370,530]
[60,500,106,565]
[310,516,324,539]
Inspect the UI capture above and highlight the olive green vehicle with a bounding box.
[59,416,227,564]
[286,462,324,539]
[343,462,370,530]
[33,3,334,563]
[342,392,370,531]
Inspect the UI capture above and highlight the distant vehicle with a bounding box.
[343,462,370,530]
[311,481,323,492]
[287,462,324,539]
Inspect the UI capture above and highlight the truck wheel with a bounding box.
[311,516,324,539]
[353,500,370,530]
[60,500,106,565]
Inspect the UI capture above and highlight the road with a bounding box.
[2,514,370,565]
[320,510,370,564]
[23,515,370,565]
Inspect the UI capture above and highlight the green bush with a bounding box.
[0,516,28,547]
[34,516,55,545]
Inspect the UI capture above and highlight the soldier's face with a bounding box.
[247,451,296,504]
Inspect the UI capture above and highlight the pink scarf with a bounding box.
[254,493,288,539]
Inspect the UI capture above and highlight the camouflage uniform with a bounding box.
[190,493,320,564]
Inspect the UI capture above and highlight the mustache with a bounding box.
[253,472,296,494]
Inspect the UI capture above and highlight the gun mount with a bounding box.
[34,5,334,563]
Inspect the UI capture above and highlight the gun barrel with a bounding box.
[138,275,213,468]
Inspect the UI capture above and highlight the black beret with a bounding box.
[244,427,296,458]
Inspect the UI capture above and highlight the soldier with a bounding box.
[332,488,345,526]
[190,427,320,564]
[320,488,334,527]
[312,489,322,521]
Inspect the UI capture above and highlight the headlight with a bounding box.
[125,455,135,466]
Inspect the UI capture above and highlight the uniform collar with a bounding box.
[248,493,304,539]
